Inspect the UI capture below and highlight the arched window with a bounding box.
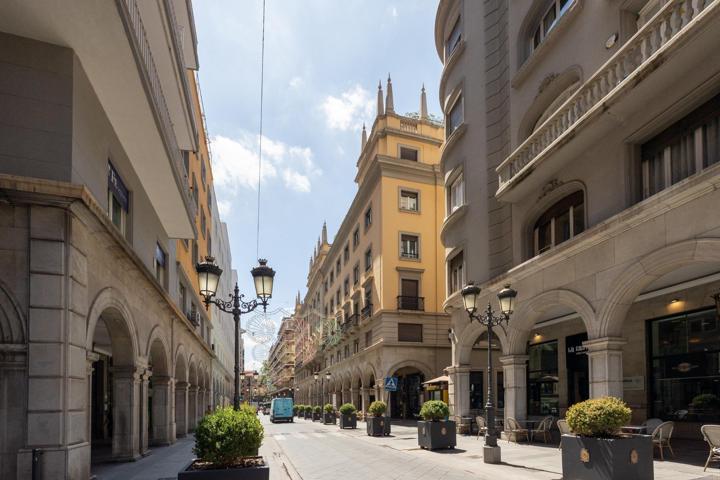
[533,191,585,255]
[530,0,575,53]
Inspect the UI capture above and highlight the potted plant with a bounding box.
[303,405,312,420]
[179,406,268,479]
[292,405,299,418]
[312,405,322,421]
[338,403,357,429]
[417,400,455,450]
[562,396,652,480]
[323,404,336,424]
[366,401,390,436]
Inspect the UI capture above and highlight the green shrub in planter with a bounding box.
[323,404,336,424]
[367,401,387,417]
[566,396,631,437]
[339,403,356,415]
[293,405,299,416]
[313,405,322,414]
[339,403,357,429]
[193,407,264,466]
[419,400,449,421]
[323,403,334,413]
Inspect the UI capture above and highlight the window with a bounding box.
[192,174,199,209]
[353,339,359,354]
[201,209,207,237]
[400,234,419,259]
[527,341,559,416]
[353,227,360,249]
[531,0,574,52]
[365,247,372,271]
[182,150,190,174]
[365,329,373,347]
[399,279,422,310]
[533,191,584,255]
[641,94,720,199]
[192,240,199,265]
[324,279,328,293]
[207,189,212,208]
[344,345,349,359]
[649,308,720,422]
[343,277,349,297]
[336,259,341,276]
[398,323,423,342]
[107,162,129,237]
[330,270,334,284]
[400,190,419,212]
[399,146,419,162]
[448,251,464,295]
[201,159,207,187]
[344,244,350,263]
[445,15,462,59]
[154,243,167,288]
[207,232,211,256]
[470,371,484,409]
[364,206,373,230]
[448,174,465,213]
[179,283,187,311]
[353,264,360,285]
[446,96,463,137]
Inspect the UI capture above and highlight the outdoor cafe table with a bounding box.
[621,425,648,434]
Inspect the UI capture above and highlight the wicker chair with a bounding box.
[642,417,663,434]
[506,417,529,443]
[531,416,554,444]
[651,421,675,460]
[702,425,720,471]
[557,419,572,450]
[476,416,487,439]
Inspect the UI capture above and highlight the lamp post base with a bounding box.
[484,445,502,464]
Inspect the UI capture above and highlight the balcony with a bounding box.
[361,304,373,320]
[342,313,359,333]
[495,0,720,202]
[397,296,425,311]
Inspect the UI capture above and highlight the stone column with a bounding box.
[188,386,198,431]
[151,376,173,446]
[585,337,627,399]
[361,388,370,412]
[348,387,356,409]
[111,366,142,461]
[499,355,529,422]
[86,353,99,444]
[175,382,188,437]
[446,365,471,421]
[139,369,151,455]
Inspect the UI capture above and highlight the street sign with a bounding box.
[384,376,398,392]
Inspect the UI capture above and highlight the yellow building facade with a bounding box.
[294,78,451,418]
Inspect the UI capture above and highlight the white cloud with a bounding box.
[282,169,311,192]
[289,76,304,89]
[320,85,374,131]
[390,6,398,17]
[217,199,232,217]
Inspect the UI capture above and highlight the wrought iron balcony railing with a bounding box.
[361,304,373,319]
[397,296,425,311]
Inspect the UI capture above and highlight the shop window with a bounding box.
[446,96,464,137]
[448,251,465,295]
[533,191,584,256]
[445,15,462,60]
[470,371,484,409]
[400,146,419,162]
[398,323,423,342]
[641,93,720,199]
[527,340,559,416]
[107,162,129,237]
[649,308,720,422]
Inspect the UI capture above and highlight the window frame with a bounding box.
[364,206,373,231]
[446,93,464,138]
[445,14,462,61]
[398,145,420,162]
[399,188,420,213]
[529,0,575,54]
[447,172,465,215]
[448,250,465,295]
[364,247,373,272]
[399,232,420,261]
[532,191,585,256]
[398,323,423,343]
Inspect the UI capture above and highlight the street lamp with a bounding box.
[461,282,517,464]
[196,256,276,410]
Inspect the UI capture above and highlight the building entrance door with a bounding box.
[390,367,425,419]
[566,332,589,407]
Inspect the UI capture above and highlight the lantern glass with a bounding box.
[313,372,319,381]
[196,256,222,299]
[251,259,275,302]
[497,284,518,316]
[325,371,331,381]
[461,283,481,315]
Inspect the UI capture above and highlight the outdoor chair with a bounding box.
[651,421,675,460]
[701,425,720,471]
[642,417,663,434]
[505,417,529,443]
[557,419,572,450]
[475,416,487,439]
[531,416,554,444]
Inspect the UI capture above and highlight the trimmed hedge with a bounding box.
[419,400,449,421]
[566,396,631,437]
[339,403,357,415]
[324,403,335,413]
[193,406,264,467]
[368,400,387,417]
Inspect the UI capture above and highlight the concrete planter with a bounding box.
[561,434,653,480]
[417,420,456,450]
[339,413,357,429]
[312,412,321,421]
[323,413,336,424]
[179,458,269,480]
[303,412,311,420]
[366,416,390,436]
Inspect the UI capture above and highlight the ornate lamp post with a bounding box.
[313,371,319,405]
[196,256,275,410]
[461,282,517,464]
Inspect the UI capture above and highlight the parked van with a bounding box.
[270,397,294,423]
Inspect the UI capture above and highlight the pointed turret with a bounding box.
[361,123,367,149]
[377,80,384,116]
[420,84,428,120]
[321,221,328,244]
[296,291,301,307]
[385,74,394,113]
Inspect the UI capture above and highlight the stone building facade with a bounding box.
[0,1,227,478]
[294,79,451,418]
[435,0,720,439]
[268,315,296,397]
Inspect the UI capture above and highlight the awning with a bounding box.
[422,375,449,385]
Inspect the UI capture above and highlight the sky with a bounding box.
[193,0,442,369]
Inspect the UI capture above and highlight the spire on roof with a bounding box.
[322,221,328,244]
[385,74,394,113]
[420,83,428,119]
[361,123,367,149]
[377,80,384,116]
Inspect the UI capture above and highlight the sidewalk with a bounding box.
[91,436,195,480]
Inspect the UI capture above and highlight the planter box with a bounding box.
[312,412,321,421]
[339,413,357,429]
[417,420,456,450]
[179,458,269,480]
[561,434,653,480]
[366,416,390,436]
[323,413,336,424]
[303,412,311,420]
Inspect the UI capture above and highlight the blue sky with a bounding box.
[193,0,441,368]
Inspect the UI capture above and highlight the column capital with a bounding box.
[111,365,143,379]
[583,337,627,352]
[189,385,199,393]
[499,354,529,366]
[445,365,472,375]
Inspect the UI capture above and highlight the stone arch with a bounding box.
[147,335,171,445]
[517,64,582,137]
[384,359,434,381]
[0,280,26,344]
[599,238,720,338]
[361,364,379,388]
[456,320,509,365]
[145,325,170,365]
[86,287,139,364]
[174,344,188,381]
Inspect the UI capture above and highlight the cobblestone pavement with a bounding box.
[92,414,720,479]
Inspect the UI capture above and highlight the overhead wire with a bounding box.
[256,0,267,259]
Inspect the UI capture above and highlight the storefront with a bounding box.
[423,375,449,404]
